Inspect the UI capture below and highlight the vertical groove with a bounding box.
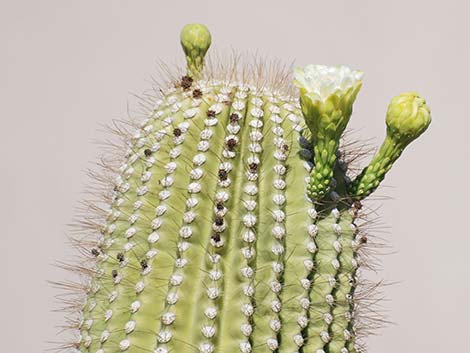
[99,90,195,353]
[161,85,218,353]
[345,214,361,353]
[215,87,264,353]
[193,84,241,353]
[81,92,180,353]
[215,86,255,353]
[326,210,359,353]
[167,82,231,353]
[251,95,293,352]
[202,85,248,353]
[147,86,215,353]
[276,103,318,353]
[303,209,343,353]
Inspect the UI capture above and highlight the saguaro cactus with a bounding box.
[62,24,431,353]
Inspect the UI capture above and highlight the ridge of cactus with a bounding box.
[55,24,431,353]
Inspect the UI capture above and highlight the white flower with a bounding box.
[294,64,363,102]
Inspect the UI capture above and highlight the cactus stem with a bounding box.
[57,30,431,353]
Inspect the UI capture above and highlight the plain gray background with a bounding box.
[2,1,469,352]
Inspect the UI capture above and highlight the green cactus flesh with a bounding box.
[68,24,431,353]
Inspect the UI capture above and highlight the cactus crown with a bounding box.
[57,24,430,353]
[180,24,212,78]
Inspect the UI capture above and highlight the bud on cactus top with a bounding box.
[180,23,212,78]
[386,91,431,146]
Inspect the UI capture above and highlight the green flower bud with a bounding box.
[386,92,431,147]
[349,92,431,200]
[180,24,212,78]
